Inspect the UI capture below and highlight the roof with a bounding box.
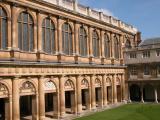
[139,37,160,46]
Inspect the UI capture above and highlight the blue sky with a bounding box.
[78,0,160,40]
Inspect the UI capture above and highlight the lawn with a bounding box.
[75,104,160,120]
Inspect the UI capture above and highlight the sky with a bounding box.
[78,0,160,40]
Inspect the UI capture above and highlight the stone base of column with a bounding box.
[39,116,45,120]
[155,100,159,104]
[141,100,144,103]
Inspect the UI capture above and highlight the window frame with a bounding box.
[104,33,110,58]
[18,12,34,52]
[142,51,150,58]
[42,17,55,54]
[144,65,150,75]
[92,30,100,58]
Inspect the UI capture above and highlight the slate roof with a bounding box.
[139,37,160,46]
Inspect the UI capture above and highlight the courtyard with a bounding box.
[75,103,160,120]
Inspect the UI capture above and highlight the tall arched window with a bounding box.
[18,12,34,52]
[114,36,120,59]
[62,23,73,55]
[104,33,110,58]
[79,26,87,56]
[92,30,99,57]
[125,39,131,48]
[0,7,7,49]
[42,18,55,54]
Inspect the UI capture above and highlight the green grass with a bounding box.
[75,104,160,120]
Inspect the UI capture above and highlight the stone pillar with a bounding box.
[102,75,107,106]
[32,95,38,120]
[111,33,115,58]
[90,75,96,110]
[5,96,12,120]
[7,16,12,49]
[53,93,59,117]
[37,12,42,52]
[9,95,12,120]
[55,21,58,54]
[100,30,105,58]
[76,75,82,114]
[12,77,20,120]
[112,74,117,103]
[128,84,131,102]
[121,74,126,102]
[11,4,17,49]
[39,76,45,120]
[88,27,93,57]
[59,75,65,117]
[140,85,144,103]
[34,18,37,52]
[154,87,158,103]
[57,17,63,54]
[74,22,79,55]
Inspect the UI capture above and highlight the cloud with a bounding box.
[94,8,114,17]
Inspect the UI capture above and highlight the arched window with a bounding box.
[104,33,110,58]
[92,30,99,57]
[42,18,55,54]
[125,39,131,48]
[79,26,87,56]
[62,23,73,55]
[114,36,120,59]
[18,12,34,52]
[0,7,7,49]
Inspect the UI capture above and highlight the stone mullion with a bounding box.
[12,77,20,120]
[54,19,58,54]
[57,18,63,54]
[111,33,115,59]
[34,16,37,52]
[39,76,45,120]
[89,27,93,57]
[120,35,124,59]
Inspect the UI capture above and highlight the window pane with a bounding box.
[42,27,45,51]
[2,19,7,49]
[18,23,22,50]
[46,28,51,53]
[23,12,28,23]
[23,23,28,51]
[51,29,55,53]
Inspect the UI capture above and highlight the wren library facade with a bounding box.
[0,0,140,120]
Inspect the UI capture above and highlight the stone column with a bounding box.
[112,74,117,103]
[100,30,105,58]
[102,75,107,106]
[121,74,126,102]
[128,84,131,102]
[154,87,158,103]
[55,20,58,54]
[34,17,37,52]
[37,12,42,52]
[76,75,82,114]
[74,22,79,55]
[9,95,12,120]
[32,95,38,120]
[53,93,60,118]
[39,76,45,120]
[88,26,93,57]
[57,17,63,54]
[140,85,144,103]
[59,75,65,117]
[7,16,12,50]
[12,77,20,120]
[5,96,12,120]
[111,33,115,58]
[11,4,17,50]
[120,35,124,59]
[90,75,96,110]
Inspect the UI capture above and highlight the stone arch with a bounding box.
[61,21,74,33]
[19,81,36,96]
[16,9,37,25]
[143,84,154,102]
[81,79,89,89]
[125,39,131,48]
[64,79,75,91]
[0,83,9,98]
[116,77,121,85]
[0,3,11,18]
[95,78,101,88]
[92,29,100,39]
[106,77,112,86]
[44,79,57,92]
[130,84,141,101]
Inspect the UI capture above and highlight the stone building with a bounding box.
[0,0,140,120]
[124,38,160,103]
